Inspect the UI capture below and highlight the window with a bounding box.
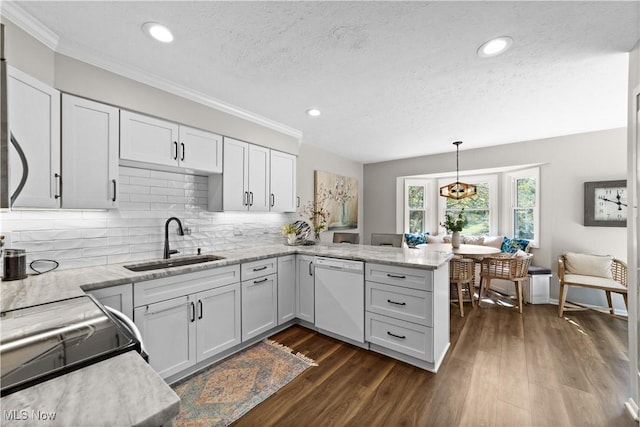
[404,179,431,233]
[444,183,490,235]
[508,168,539,246]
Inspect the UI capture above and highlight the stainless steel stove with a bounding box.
[1,295,143,396]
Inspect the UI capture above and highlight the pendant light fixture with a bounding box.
[439,141,477,200]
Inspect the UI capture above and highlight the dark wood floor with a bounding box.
[233,303,635,427]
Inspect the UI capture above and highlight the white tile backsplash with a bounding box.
[1,166,294,272]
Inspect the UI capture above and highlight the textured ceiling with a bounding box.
[8,1,640,163]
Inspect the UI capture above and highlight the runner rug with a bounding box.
[172,339,317,427]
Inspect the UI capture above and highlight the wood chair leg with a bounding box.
[558,283,568,317]
[605,291,614,315]
[623,293,628,312]
[515,281,523,314]
[479,277,490,308]
[467,282,476,308]
[457,282,464,317]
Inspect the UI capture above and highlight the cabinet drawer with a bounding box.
[365,312,433,362]
[366,281,432,326]
[365,263,433,291]
[241,257,277,281]
[134,265,240,307]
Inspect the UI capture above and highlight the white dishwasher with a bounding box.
[314,256,365,344]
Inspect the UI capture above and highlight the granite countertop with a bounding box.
[0,243,451,426]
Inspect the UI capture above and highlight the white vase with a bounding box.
[287,233,297,245]
[451,231,461,249]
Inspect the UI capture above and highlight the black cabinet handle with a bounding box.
[244,191,249,206]
[387,331,406,340]
[387,273,406,279]
[181,142,185,161]
[173,141,178,160]
[190,301,195,322]
[270,193,275,207]
[54,173,61,199]
[253,265,268,272]
[296,196,300,208]
[387,299,406,306]
[111,179,117,202]
[198,300,203,320]
[308,261,313,276]
[254,277,268,284]
[249,191,254,206]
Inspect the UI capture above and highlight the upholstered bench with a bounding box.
[558,252,628,317]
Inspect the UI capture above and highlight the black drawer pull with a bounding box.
[254,277,268,284]
[387,331,406,340]
[387,273,406,279]
[387,299,406,306]
[253,266,268,272]
[190,301,195,322]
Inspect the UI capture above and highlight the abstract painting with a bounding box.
[314,170,358,230]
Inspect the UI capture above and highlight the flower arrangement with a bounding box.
[300,196,330,241]
[328,178,355,204]
[440,208,467,233]
[280,223,297,236]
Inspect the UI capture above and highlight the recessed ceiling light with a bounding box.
[142,22,174,43]
[477,36,513,58]
[306,108,321,117]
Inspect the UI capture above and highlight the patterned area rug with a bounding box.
[172,339,317,427]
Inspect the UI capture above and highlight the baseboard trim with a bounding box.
[624,397,639,421]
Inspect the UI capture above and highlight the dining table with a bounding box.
[415,243,502,258]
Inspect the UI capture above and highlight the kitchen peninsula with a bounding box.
[0,243,452,426]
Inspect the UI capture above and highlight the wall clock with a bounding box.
[584,180,627,227]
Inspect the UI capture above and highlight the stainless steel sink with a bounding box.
[123,255,225,272]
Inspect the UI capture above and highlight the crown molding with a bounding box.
[2,3,302,142]
[1,2,59,50]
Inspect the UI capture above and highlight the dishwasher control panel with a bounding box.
[314,256,363,271]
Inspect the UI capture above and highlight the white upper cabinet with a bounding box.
[179,125,222,173]
[8,67,60,208]
[62,94,119,209]
[120,110,221,174]
[223,137,270,211]
[270,150,297,213]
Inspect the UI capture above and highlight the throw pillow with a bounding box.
[404,232,429,247]
[501,237,530,254]
[564,252,613,279]
[463,235,484,245]
[426,235,445,244]
[483,235,504,250]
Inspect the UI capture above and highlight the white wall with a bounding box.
[296,144,364,243]
[364,128,628,312]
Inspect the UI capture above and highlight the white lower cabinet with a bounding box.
[241,273,278,341]
[364,262,449,372]
[278,255,296,324]
[86,283,133,320]
[296,255,315,323]
[133,266,241,379]
[135,295,195,379]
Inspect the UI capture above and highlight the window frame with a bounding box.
[437,174,498,236]
[507,167,540,248]
[403,179,432,234]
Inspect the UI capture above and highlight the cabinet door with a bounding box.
[222,137,249,211]
[62,94,119,209]
[120,110,179,167]
[87,284,133,320]
[270,150,296,212]
[241,273,278,341]
[196,283,241,361]
[248,144,270,211]
[8,67,60,208]
[296,255,315,323]
[178,125,222,173]
[278,255,296,324]
[134,295,196,379]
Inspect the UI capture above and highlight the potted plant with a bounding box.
[281,223,298,245]
[440,208,467,248]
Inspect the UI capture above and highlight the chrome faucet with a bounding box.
[164,217,185,259]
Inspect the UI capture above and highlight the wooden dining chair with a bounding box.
[332,232,359,244]
[479,254,533,314]
[449,257,476,317]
